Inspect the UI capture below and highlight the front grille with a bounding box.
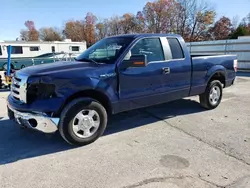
[10,72,28,103]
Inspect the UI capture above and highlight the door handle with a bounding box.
[162,67,170,74]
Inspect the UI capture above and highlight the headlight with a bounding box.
[27,76,56,103]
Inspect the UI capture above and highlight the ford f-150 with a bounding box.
[7,34,237,145]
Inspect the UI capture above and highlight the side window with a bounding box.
[125,38,164,63]
[11,46,23,54]
[30,46,39,51]
[71,46,80,51]
[167,38,184,59]
[51,46,55,53]
[0,46,2,56]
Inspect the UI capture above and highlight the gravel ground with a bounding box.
[0,72,250,188]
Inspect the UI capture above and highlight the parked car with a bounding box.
[7,34,237,146]
[0,52,75,70]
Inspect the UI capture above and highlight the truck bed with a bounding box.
[189,54,237,96]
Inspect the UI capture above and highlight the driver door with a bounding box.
[118,37,168,110]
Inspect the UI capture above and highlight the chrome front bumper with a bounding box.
[7,104,60,133]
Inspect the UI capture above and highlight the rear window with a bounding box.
[0,46,2,55]
[167,38,184,59]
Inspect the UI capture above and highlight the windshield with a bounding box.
[75,36,134,64]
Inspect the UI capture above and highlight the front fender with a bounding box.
[55,76,118,103]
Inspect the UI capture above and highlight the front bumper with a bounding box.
[7,94,64,115]
[7,104,60,133]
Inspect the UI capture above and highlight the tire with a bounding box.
[3,63,7,71]
[3,63,14,70]
[199,80,223,110]
[21,65,25,69]
[58,98,108,146]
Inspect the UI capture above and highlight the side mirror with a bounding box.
[120,54,148,70]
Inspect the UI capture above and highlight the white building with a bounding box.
[0,39,87,59]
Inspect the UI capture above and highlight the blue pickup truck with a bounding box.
[7,34,237,145]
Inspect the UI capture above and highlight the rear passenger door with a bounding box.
[160,37,192,99]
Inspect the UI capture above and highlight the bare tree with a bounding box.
[232,16,240,30]
[63,20,85,42]
[20,20,39,41]
[84,12,97,46]
[184,0,215,41]
[176,0,196,38]
[209,16,233,40]
[120,13,138,34]
[106,16,123,36]
[20,29,29,41]
[39,27,63,41]
[96,23,105,40]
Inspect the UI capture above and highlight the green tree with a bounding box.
[229,25,250,39]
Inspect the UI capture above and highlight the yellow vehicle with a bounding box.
[4,71,14,88]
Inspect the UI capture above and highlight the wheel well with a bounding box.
[60,90,112,116]
[209,72,226,87]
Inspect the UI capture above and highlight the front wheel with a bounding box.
[59,98,108,146]
[199,80,223,109]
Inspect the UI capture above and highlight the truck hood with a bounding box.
[17,61,113,79]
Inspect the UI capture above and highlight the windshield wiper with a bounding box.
[75,57,100,64]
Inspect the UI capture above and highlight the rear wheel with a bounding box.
[199,80,223,109]
[59,98,108,146]
[3,63,7,70]
[3,63,14,70]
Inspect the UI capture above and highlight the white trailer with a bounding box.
[0,39,87,59]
